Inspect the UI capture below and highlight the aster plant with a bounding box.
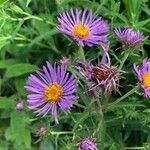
[25,62,78,124]
[58,9,109,47]
[134,58,150,98]
[1,1,149,149]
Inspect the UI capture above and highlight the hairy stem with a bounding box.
[95,98,105,150]
[50,131,74,135]
[119,51,130,69]
[78,46,85,60]
[106,86,138,110]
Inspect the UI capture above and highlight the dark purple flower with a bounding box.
[25,62,78,124]
[16,102,24,111]
[79,138,97,150]
[114,27,143,46]
[134,58,150,98]
[57,8,109,47]
[77,61,120,94]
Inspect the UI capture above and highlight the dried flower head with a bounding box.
[25,62,78,124]
[58,9,109,47]
[114,27,143,47]
[77,61,120,94]
[134,58,150,98]
[79,137,97,150]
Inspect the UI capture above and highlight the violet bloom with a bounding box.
[77,61,120,94]
[134,58,150,98]
[79,138,97,150]
[114,27,143,46]
[25,62,78,124]
[57,9,109,47]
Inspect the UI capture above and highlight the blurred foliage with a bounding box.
[0,0,150,150]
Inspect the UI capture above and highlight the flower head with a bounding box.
[134,58,150,98]
[77,61,120,94]
[16,102,24,111]
[79,137,97,150]
[25,62,78,124]
[58,9,109,47]
[114,27,143,46]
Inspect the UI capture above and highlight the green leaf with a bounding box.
[26,0,31,7]
[5,127,14,141]
[28,29,57,47]
[10,4,24,14]
[137,19,150,27]
[11,21,24,41]
[0,59,18,69]
[10,111,26,144]
[14,78,27,96]
[5,63,39,78]
[40,137,55,150]
[0,141,8,150]
[143,109,150,113]
[0,96,15,109]
[0,0,6,5]
[23,129,31,149]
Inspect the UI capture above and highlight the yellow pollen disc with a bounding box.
[73,24,90,39]
[44,83,64,103]
[143,72,150,88]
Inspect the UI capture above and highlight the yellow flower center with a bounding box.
[73,24,90,39]
[44,83,64,103]
[143,72,150,88]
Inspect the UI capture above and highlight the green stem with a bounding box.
[50,131,73,135]
[125,147,145,150]
[119,51,130,69]
[73,102,86,109]
[106,86,138,110]
[95,98,105,150]
[78,46,85,60]
[69,100,86,109]
[10,14,57,26]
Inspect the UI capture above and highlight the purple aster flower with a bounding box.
[57,8,109,47]
[25,62,78,124]
[79,137,97,150]
[77,61,120,94]
[134,58,150,98]
[114,27,143,46]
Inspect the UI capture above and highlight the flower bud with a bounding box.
[16,102,24,111]
[39,127,47,136]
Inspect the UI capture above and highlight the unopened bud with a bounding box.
[16,102,24,111]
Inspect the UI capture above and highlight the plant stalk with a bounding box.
[79,46,85,60]
[106,86,138,110]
